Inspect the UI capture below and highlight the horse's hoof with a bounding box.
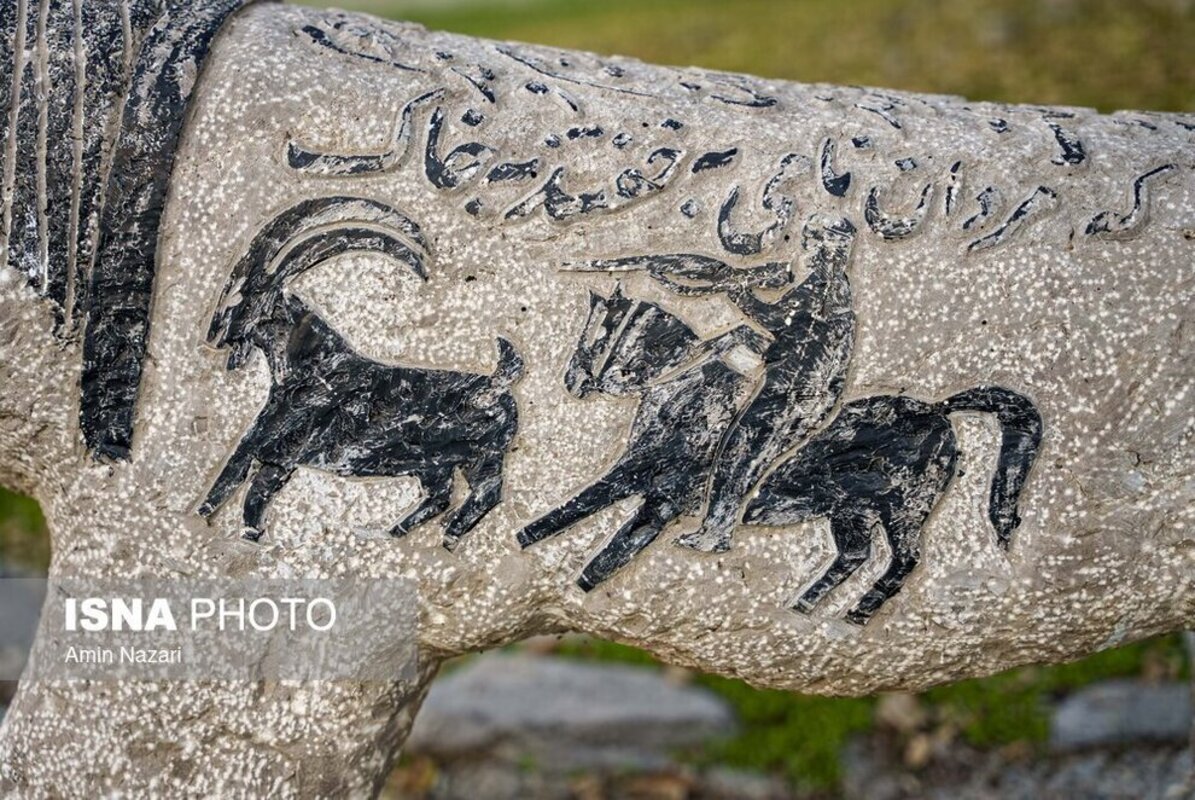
[675,530,731,553]
[241,528,264,544]
[844,609,871,626]
[791,598,817,615]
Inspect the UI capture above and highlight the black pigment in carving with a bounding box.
[522,262,1041,622]
[856,98,901,129]
[1113,117,1159,132]
[864,183,934,240]
[895,158,917,172]
[517,285,762,590]
[554,88,582,113]
[0,5,16,273]
[989,118,1010,134]
[681,218,858,554]
[72,1,135,326]
[425,107,496,190]
[819,138,851,197]
[504,145,686,223]
[298,17,423,73]
[495,44,655,99]
[43,0,78,327]
[200,197,522,548]
[1085,164,1176,239]
[451,63,497,103]
[7,0,43,301]
[21,0,156,336]
[705,73,778,108]
[746,387,1041,623]
[945,161,963,216]
[567,125,603,140]
[718,186,791,255]
[487,159,541,183]
[612,132,632,149]
[716,153,800,256]
[505,166,608,221]
[569,253,791,297]
[77,0,261,460]
[461,108,485,127]
[692,148,738,173]
[615,147,683,200]
[289,89,443,177]
[963,186,1002,232]
[526,217,859,566]
[1046,120,1086,167]
[968,186,1057,253]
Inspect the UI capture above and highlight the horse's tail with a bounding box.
[939,386,1044,548]
[492,337,525,389]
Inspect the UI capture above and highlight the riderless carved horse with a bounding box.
[520,215,1042,624]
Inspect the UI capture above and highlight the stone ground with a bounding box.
[380,653,1195,799]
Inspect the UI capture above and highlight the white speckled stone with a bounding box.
[0,4,1192,795]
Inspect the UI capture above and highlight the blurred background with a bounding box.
[3,0,1193,797]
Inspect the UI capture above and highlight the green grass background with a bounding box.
[4,0,1193,793]
[322,0,1194,113]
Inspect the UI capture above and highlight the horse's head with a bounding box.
[564,284,700,398]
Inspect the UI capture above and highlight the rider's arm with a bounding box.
[702,325,772,357]
[729,286,794,333]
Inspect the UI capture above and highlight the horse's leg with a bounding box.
[846,424,957,624]
[846,449,956,621]
[684,360,834,553]
[441,452,505,551]
[845,529,921,626]
[577,500,675,591]
[390,469,454,538]
[517,460,639,548]
[242,463,295,542]
[792,510,873,613]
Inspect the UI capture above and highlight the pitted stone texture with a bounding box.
[123,3,1192,690]
[0,2,1192,796]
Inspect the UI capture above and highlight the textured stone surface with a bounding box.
[0,1,1192,795]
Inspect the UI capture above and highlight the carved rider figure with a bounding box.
[677,215,858,553]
